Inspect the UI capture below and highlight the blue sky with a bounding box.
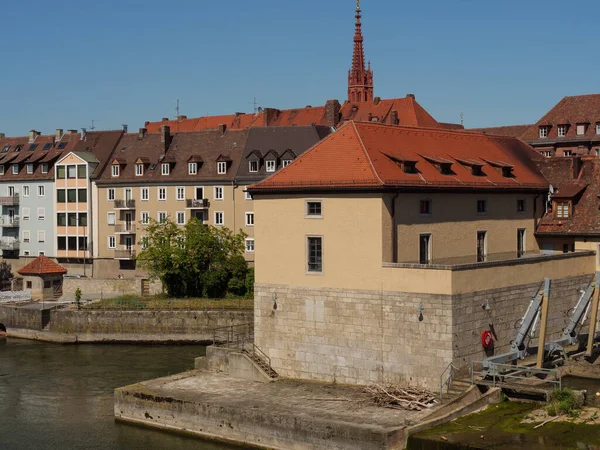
[1,0,599,135]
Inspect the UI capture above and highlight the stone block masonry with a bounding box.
[255,274,593,390]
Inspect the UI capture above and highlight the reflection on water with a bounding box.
[0,338,243,450]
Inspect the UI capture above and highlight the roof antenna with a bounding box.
[89,120,96,131]
[249,96,259,114]
[176,99,180,117]
[460,112,464,126]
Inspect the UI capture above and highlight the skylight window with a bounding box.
[57,142,67,150]
[43,143,52,151]
[28,144,38,151]
[1,146,9,153]
[13,145,22,153]
[149,164,157,170]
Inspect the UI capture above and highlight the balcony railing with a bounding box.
[115,223,136,234]
[186,198,209,209]
[0,239,20,251]
[0,216,19,227]
[0,195,19,206]
[114,249,136,260]
[114,199,136,209]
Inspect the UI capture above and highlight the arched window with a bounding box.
[357,92,362,102]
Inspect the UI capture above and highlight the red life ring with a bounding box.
[481,330,493,349]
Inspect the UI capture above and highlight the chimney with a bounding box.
[177,115,187,121]
[373,97,381,105]
[162,117,169,122]
[144,121,150,127]
[572,155,583,179]
[68,129,77,135]
[138,128,147,140]
[218,124,227,134]
[0,133,4,139]
[263,108,279,126]
[161,125,171,152]
[406,94,416,100]
[122,124,128,133]
[325,100,341,128]
[390,110,399,126]
[81,128,87,140]
[29,130,40,143]
[56,129,63,140]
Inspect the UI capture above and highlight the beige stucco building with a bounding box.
[249,122,596,389]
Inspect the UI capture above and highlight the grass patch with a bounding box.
[547,388,583,418]
[84,294,253,311]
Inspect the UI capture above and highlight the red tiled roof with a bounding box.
[521,94,600,141]
[18,255,67,276]
[467,125,532,138]
[340,96,441,128]
[250,122,549,191]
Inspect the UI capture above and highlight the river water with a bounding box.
[0,338,242,450]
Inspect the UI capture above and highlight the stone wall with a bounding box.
[0,305,43,330]
[62,278,162,298]
[255,274,594,390]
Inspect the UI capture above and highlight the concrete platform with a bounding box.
[114,370,431,450]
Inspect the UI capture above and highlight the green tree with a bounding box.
[137,217,248,298]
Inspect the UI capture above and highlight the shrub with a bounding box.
[74,288,82,311]
[548,389,583,418]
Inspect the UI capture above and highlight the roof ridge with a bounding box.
[351,121,384,186]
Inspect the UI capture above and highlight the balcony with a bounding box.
[0,238,20,251]
[114,199,136,210]
[0,195,19,206]
[0,216,19,227]
[115,223,136,234]
[114,249,136,260]
[186,198,209,209]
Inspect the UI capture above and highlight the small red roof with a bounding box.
[18,255,67,276]
[551,182,588,199]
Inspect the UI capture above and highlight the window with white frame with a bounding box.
[176,187,185,201]
[141,212,149,225]
[22,207,30,220]
[158,211,168,223]
[136,164,144,176]
[158,187,167,201]
[12,164,18,175]
[161,163,170,175]
[41,163,48,174]
[564,150,573,157]
[108,236,116,249]
[22,230,30,243]
[108,188,115,201]
[245,238,254,253]
[107,212,116,226]
[23,186,30,197]
[38,185,44,197]
[557,125,566,137]
[37,207,45,221]
[141,187,149,201]
[245,191,252,200]
[0,166,4,176]
[112,165,119,177]
[26,163,33,174]
[539,126,548,138]
[214,211,224,226]
[597,123,600,135]
[245,212,254,227]
[217,161,227,174]
[214,186,223,200]
[266,160,276,172]
[38,231,45,243]
[282,160,293,167]
[188,163,197,175]
[249,160,259,173]
[8,186,15,196]
[176,212,185,225]
[577,124,586,135]
[542,151,552,158]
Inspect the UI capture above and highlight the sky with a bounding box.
[1,0,600,136]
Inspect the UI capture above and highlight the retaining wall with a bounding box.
[0,305,43,330]
[62,278,162,297]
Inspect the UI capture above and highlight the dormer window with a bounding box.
[217,161,227,174]
[542,151,552,158]
[0,165,4,175]
[555,200,571,218]
[188,163,197,175]
[26,163,33,174]
[13,145,22,153]
[483,159,514,178]
[136,164,144,176]
[12,164,19,175]
[1,146,9,153]
[161,163,170,175]
[577,124,587,135]
[557,125,567,137]
[564,150,573,157]
[423,155,454,175]
[249,161,259,173]
[282,159,293,167]
[403,162,417,174]
[502,167,514,177]
[266,160,276,173]
[112,165,120,177]
[539,126,548,138]
[41,163,48,174]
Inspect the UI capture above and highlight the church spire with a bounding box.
[348,0,374,103]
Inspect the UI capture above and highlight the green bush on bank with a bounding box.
[547,389,583,418]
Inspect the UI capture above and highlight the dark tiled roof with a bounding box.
[236,126,332,183]
[552,182,587,199]
[18,255,67,275]
[72,131,124,178]
[250,121,549,192]
[467,125,532,139]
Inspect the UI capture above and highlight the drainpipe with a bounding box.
[533,192,541,228]
[391,193,400,263]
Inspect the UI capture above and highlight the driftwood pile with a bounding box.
[365,384,437,411]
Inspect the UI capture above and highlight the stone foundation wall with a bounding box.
[0,305,43,330]
[255,274,594,390]
[62,278,162,297]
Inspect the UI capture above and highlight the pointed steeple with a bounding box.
[348,0,374,103]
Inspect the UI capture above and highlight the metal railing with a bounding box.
[114,199,136,209]
[0,216,19,227]
[0,195,19,206]
[186,198,209,208]
[115,223,136,234]
[114,249,136,259]
[243,341,272,370]
[212,323,253,348]
[471,361,562,390]
[0,239,20,251]
[439,362,457,401]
